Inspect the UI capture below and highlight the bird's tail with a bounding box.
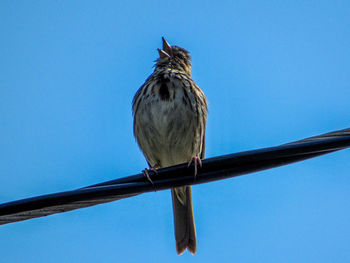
[171,186,196,255]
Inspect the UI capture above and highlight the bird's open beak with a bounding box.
[158,37,172,58]
[158,48,170,58]
[162,37,172,55]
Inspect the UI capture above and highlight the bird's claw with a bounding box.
[142,167,158,190]
[187,156,202,179]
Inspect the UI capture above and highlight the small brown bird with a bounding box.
[132,37,208,255]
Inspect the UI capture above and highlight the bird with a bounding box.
[132,37,208,255]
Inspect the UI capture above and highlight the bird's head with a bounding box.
[155,37,192,76]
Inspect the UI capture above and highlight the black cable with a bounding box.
[0,127,349,225]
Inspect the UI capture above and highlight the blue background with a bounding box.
[1,1,349,262]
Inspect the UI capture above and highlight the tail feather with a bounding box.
[171,186,196,255]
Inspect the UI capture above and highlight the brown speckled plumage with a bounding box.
[132,38,208,255]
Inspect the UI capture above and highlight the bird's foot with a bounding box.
[142,166,158,188]
[187,156,202,179]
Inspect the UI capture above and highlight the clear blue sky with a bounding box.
[1,1,349,262]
